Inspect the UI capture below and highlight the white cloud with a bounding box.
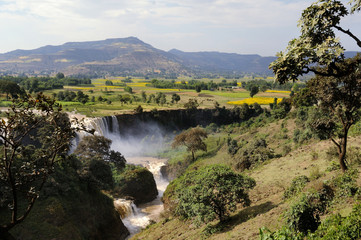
[0,0,359,55]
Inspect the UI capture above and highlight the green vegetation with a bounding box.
[0,94,129,239]
[0,94,76,236]
[174,165,255,224]
[172,127,208,162]
[270,0,361,173]
[0,75,297,117]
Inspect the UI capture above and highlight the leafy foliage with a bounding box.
[308,203,361,239]
[250,86,259,98]
[283,175,310,199]
[236,138,275,170]
[285,186,333,233]
[270,0,361,172]
[74,135,126,170]
[262,204,361,240]
[175,165,256,223]
[0,94,77,233]
[172,127,207,161]
[270,0,361,83]
[183,98,199,111]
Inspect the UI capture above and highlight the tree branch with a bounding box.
[334,25,361,48]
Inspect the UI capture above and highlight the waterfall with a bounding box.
[118,157,169,236]
[114,199,137,219]
[76,115,170,236]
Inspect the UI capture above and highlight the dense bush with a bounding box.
[261,204,361,240]
[236,138,274,170]
[283,175,310,199]
[227,137,239,155]
[330,169,360,199]
[113,165,158,205]
[174,165,256,224]
[285,186,333,234]
[308,204,361,239]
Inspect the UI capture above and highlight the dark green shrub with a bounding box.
[89,159,114,190]
[331,169,359,198]
[308,204,361,239]
[285,187,333,233]
[236,138,274,170]
[227,137,239,155]
[283,175,309,199]
[175,165,256,224]
[259,227,305,240]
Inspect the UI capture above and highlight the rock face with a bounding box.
[115,166,158,205]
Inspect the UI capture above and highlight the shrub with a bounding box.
[175,165,256,224]
[227,137,239,155]
[259,227,305,240]
[285,189,332,233]
[331,169,360,198]
[283,175,310,199]
[236,138,274,170]
[309,166,322,180]
[309,204,361,239]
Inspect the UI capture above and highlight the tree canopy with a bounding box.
[270,0,361,84]
[74,135,126,170]
[175,165,256,223]
[0,94,77,236]
[172,127,207,161]
[270,0,361,172]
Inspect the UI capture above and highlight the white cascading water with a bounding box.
[85,116,170,237]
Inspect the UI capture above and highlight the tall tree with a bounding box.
[0,94,77,238]
[0,80,24,99]
[74,135,126,170]
[269,0,361,172]
[250,85,259,98]
[172,127,208,162]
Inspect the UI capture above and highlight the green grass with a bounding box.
[202,90,250,98]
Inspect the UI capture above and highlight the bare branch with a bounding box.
[334,25,361,48]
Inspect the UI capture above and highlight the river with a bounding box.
[117,157,169,237]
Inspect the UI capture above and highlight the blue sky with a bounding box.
[0,0,360,56]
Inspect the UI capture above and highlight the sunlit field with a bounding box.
[228,97,282,105]
[30,77,292,117]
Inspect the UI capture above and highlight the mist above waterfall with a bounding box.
[88,116,173,158]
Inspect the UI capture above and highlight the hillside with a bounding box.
[132,108,361,240]
[0,37,276,77]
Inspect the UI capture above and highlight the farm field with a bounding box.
[46,77,292,117]
[0,77,292,117]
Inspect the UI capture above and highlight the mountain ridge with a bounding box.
[0,37,294,77]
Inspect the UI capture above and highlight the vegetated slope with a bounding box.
[0,37,277,77]
[3,158,129,240]
[132,111,361,240]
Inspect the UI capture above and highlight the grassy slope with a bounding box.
[131,116,361,240]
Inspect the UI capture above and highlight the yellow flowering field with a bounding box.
[228,97,282,105]
[127,82,148,87]
[265,90,291,94]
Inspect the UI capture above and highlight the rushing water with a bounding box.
[116,157,169,236]
[84,116,170,237]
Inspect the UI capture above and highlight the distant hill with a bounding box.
[0,37,303,77]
